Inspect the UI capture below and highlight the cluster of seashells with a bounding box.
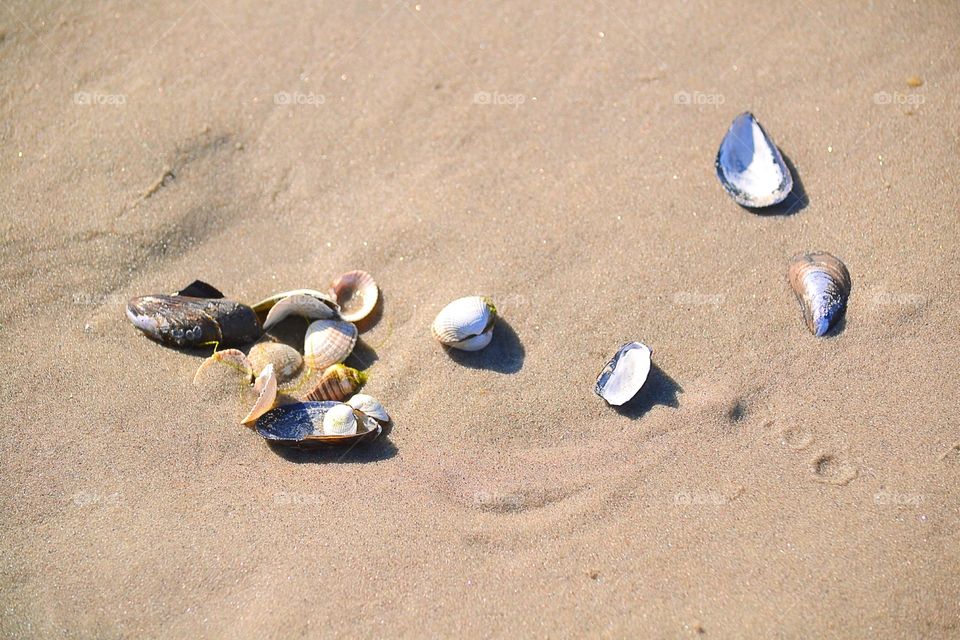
[595,112,852,407]
[127,271,391,448]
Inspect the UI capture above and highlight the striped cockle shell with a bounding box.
[241,364,278,426]
[346,393,390,424]
[247,341,303,382]
[431,296,497,351]
[322,403,358,436]
[304,364,367,402]
[788,252,851,337]
[303,319,358,370]
[329,270,379,323]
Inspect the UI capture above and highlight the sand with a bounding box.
[2,1,959,637]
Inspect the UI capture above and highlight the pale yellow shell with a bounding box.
[346,393,390,424]
[321,403,358,435]
[192,349,254,400]
[329,270,379,323]
[303,319,358,370]
[240,364,278,426]
[247,341,303,382]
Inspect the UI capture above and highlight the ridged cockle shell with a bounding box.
[788,252,851,337]
[247,341,303,382]
[330,270,379,323]
[347,393,390,424]
[303,319,358,370]
[431,296,497,351]
[322,403,358,436]
[304,364,367,402]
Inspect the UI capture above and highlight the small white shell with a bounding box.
[346,393,390,424]
[595,342,652,406]
[431,296,497,351]
[303,319,358,370]
[330,270,379,323]
[715,112,793,208]
[241,364,278,425]
[322,403,358,435]
[262,294,339,330]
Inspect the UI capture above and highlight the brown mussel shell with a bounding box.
[787,252,852,337]
[126,295,262,347]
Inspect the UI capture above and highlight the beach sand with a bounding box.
[1,1,958,637]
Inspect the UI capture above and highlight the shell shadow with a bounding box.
[266,437,397,464]
[445,318,524,373]
[345,338,379,370]
[742,152,808,217]
[613,363,682,419]
[822,314,848,338]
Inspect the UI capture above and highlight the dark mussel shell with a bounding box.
[255,401,381,449]
[174,280,224,298]
[126,295,262,347]
[787,252,852,337]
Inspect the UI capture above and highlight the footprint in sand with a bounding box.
[941,442,960,463]
[780,424,815,451]
[810,452,859,486]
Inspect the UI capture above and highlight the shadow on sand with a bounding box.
[613,363,683,419]
[445,318,524,374]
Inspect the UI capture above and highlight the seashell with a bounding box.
[788,252,851,337]
[192,349,254,400]
[261,294,340,331]
[329,270,379,323]
[174,280,223,299]
[251,289,339,324]
[126,295,262,347]
[346,393,390,424]
[247,341,303,382]
[715,112,793,208]
[595,342,652,406]
[255,401,381,448]
[322,402,358,435]
[431,296,497,351]
[241,364,278,426]
[303,364,367,402]
[303,319,358,370]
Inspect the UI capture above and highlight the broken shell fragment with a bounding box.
[260,293,340,331]
[595,342,652,406]
[788,252,851,337]
[304,364,367,402]
[192,349,254,400]
[255,401,381,448]
[347,393,390,424]
[241,364,278,426]
[174,280,224,299]
[303,319,358,370]
[431,296,497,351]
[322,402,358,436]
[715,112,793,208]
[247,341,303,382]
[330,270,379,323]
[126,295,262,347]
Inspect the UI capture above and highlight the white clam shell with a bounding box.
[431,296,497,351]
[241,364,278,425]
[262,294,339,330]
[715,112,793,208]
[322,403,358,435]
[303,319,358,370]
[595,342,652,406]
[346,393,390,424]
